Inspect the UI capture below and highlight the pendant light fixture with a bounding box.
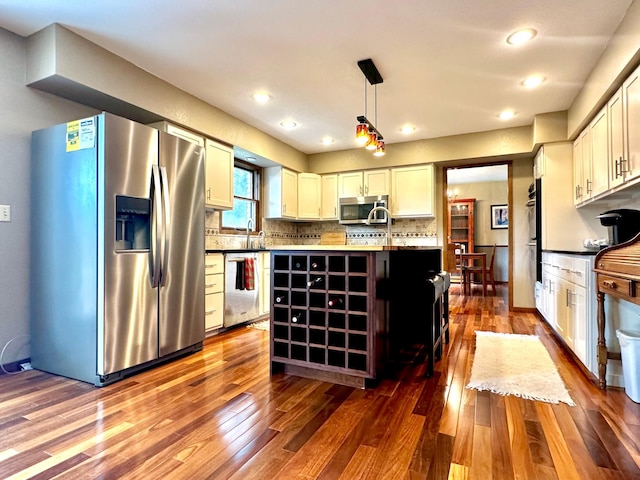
[355,58,385,156]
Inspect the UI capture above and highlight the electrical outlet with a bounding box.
[0,205,10,222]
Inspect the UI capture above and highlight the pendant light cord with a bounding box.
[364,77,368,118]
[374,84,378,127]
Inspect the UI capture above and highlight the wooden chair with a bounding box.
[461,254,482,295]
[460,245,497,295]
[483,244,497,294]
[446,243,466,291]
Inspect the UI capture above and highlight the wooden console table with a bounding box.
[593,235,640,389]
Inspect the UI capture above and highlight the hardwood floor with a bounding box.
[2,284,640,479]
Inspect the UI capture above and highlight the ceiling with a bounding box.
[0,1,633,155]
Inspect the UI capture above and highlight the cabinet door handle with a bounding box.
[206,309,217,314]
[620,158,629,174]
[603,280,617,289]
[615,158,621,178]
[566,289,570,307]
[334,207,337,216]
[365,185,368,194]
[207,187,211,200]
[586,179,592,194]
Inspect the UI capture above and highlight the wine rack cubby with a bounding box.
[270,251,375,383]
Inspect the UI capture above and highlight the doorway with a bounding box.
[444,162,512,305]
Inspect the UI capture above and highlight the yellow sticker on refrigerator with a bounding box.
[66,117,96,152]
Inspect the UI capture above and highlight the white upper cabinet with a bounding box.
[571,63,640,206]
[572,128,588,205]
[589,106,609,199]
[573,108,609,206]
[622,65,640,183]
[204,139,234,210]
[609,87,625,189]
[363,169,389,196]
[338,169,389,197]
[297,173,321,219]
[390,164,434,217]
[264,167,298,219]
[320,174,338,220]
[338,171,364,197]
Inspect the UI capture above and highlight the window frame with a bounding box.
[219,160,261,234]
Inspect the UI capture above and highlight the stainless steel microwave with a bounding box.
[339,195,389,225]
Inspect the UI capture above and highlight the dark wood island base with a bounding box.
[269,247,449,388]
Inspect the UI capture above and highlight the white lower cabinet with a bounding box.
[259,252,270,316]
[205,253,224,330]
[538,252,595,374]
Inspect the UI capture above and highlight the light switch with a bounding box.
[0,205,11,222]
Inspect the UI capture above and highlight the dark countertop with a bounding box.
[542,249,599,256]
[207,246,442,253]
[206,248,267,254]
[266,245,442,251]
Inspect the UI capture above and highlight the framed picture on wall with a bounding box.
[491,204,508,229]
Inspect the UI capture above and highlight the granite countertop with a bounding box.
[206,245,442,253]
[542,249,600,256]
[266,245,442,251]
[206,248,267,254]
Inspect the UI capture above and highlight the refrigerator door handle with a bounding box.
[149,165,163,288]
[159,165,171,286]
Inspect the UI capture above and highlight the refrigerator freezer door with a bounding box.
[100,113,159,375]
[158,132,205,356]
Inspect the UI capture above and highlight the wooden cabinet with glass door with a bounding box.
[447,198,475,253]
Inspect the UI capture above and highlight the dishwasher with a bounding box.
[224,252,260,327]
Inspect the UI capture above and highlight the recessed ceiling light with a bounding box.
[506,28,537,46]
[498,110,515,120]
[253,92,271,103]
[321,136,334,145]
[522,75,545,88]
[401,125,416,135]
[280,120,297,129]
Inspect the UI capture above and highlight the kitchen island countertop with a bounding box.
[207,245,442,253]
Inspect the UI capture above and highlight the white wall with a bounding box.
[0,28,97,365]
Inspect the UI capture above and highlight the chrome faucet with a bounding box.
[246,218,253,249]
[258,230,266,249]
[366,206,392,246]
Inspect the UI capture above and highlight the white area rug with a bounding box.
[247,319,270,331]
[467,331,575,406]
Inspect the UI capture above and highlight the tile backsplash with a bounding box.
[205,210,438,249]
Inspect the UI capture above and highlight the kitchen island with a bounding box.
[269,246,448,388]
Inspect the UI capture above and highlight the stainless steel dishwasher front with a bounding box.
[224,252,260,327]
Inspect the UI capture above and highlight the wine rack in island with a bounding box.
[270,252,377,386]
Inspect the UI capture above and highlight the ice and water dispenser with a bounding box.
[115,195,150,251]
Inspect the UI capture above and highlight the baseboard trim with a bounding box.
[512,306,537,313]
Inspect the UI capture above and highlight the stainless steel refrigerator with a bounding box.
[30,112,205,386]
